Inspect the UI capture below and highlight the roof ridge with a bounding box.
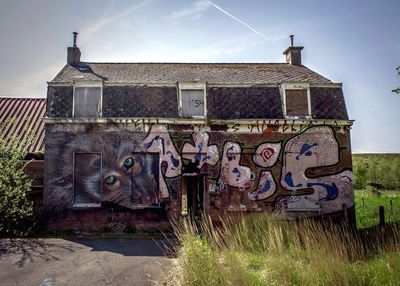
[84,62,289,65]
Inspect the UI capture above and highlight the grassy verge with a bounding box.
[169,214,400,286]
[355,188,400,228]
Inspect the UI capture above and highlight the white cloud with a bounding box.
[80,0,153,45]
[170,1,211,19]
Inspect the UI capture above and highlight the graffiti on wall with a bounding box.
[45,123,353,218]
[45,132,161,209]
[220,142,255,189]
[276,127,353,215]
[182,132,219,172]
[248,171,276,201]
[143,124,182,199]
[253,143,281,168]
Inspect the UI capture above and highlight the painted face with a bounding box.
[102,152,159,207]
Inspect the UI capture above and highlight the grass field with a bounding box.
[355,189,400,228]
[169,215,400,286]
[353,154,400,228]
[169,154,400,285]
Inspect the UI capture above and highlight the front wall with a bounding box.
[44,121,353,231]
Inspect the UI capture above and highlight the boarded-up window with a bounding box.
[285,89,309,116]
[74,153,101,206]
[74,87,101,117]
[181,89,205,117]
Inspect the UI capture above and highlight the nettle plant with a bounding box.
[0,119,34,236]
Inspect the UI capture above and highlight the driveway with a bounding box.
[0,238,174,286]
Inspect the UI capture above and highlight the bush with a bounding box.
[0,120,35,236]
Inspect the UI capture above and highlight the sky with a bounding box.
[0,0,399,153]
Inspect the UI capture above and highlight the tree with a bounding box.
[393,66,400,94]
[0,120,34,236]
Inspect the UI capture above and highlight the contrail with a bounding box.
[208,1,281,47]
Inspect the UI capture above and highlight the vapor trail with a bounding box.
[208,1,281,47]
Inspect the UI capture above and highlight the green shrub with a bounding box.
[0,120,34,236]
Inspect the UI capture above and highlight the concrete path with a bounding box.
[0,238,174,286]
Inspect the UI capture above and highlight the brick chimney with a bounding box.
[67,32,81,66]
[283,35,303,66]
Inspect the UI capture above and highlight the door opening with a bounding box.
[184,175,204,217]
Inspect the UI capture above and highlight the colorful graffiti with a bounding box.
[182,132,219,172]
[143,124,182,198]
[220,142,255,189]
[248,171,276,201]
[44,123,353,220]
[253,143,281,167]
[277,126,353,215]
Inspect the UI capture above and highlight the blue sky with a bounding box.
[0,0,399,153]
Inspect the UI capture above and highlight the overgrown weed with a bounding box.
[169,214,400,286]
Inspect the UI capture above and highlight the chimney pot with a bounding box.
[73,32,78,48]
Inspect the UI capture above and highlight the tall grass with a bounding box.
[169,214,400,286]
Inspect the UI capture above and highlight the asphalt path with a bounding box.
[0,238,174,286]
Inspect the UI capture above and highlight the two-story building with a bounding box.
[44,34,354,231]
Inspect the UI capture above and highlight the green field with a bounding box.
[355,189,400,228]
[353,154,400,228]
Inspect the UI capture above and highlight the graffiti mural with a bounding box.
[44,122,354,224]
[143,124,182,198]
[220,142,255,189]
[277,126,353,215]
[253,143,281,168]
[182,132,219,173]
[248,171,276,201]
[46,131,160,209]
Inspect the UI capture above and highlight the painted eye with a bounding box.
[104,175,116,185]
[123,157,135,170]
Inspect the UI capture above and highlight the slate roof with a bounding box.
[0,97,45,152]
[51,62,332,85]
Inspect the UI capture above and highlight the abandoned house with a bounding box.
[43,34,354,231]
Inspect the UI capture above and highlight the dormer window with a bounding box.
[178,82,206,118]
[73,84,102,117]
[281,83,311,119]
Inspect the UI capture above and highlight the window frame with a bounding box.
[72,151,102,208]
[178,82,207,119]
[72,82,103,117]
[281,83,312,119]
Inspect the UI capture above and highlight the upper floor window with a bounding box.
[73,84,102,117]
[281,83,311,118]
[178,82,206,118]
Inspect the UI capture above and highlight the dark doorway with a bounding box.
[185,176,204,217]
